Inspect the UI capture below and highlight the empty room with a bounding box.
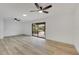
[0,3,79,55]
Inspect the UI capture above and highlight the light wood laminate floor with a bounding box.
[0,35,78,55]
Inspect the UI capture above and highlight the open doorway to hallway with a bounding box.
[32,22,46,39]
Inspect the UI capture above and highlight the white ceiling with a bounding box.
[0,3,53,21]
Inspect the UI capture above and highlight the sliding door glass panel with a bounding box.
[38,24,45,38]
[32,22,46,38]
[32,24,38,36]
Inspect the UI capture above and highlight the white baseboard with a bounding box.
[0,36,4,39]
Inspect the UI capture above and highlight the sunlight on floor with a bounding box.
[30,37,46,47]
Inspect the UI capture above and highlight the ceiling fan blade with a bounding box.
[14,18,20,21]
[43,11,49,14]
[43,5,52,10]
[15,19,20,21]
[30,10,40,12]
[30,10,36,12]
[35,3,40,9]
[40,7,42,10]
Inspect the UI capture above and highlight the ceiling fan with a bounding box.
[30,3,52,14]
[14,18,20,21]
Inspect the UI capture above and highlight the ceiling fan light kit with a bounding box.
[23,14,27,16]
[38,11,42,13]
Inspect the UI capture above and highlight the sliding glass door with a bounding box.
[32,22,46,38]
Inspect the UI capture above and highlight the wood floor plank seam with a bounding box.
[0,39,12,55]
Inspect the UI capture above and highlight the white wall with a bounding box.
[0,16,26,38]
[46,4,75,44]
[24,21,32,35]
[73,4,79,52]
[24,4,75,44]
[4,18,25,36]
[0,16,4,39]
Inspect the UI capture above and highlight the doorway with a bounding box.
[32,22,46,39]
